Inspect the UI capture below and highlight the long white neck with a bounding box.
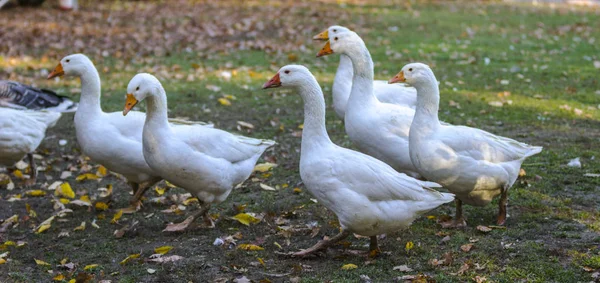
[299,77,333,160]
[143,85,171,135]
[75,63,103,120]
[411,76,442,136]
[332,54,353,118]
[345,45,379,113]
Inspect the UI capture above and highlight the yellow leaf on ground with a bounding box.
[111,210,123,224]
[95,202,109,211]
[217,98,231,106]
[253,162,277,173]
[26,203,37,218]
[73,222,86,231]
[154,187,166,196]
[3,241,15,247]
[405,241,414,252]
[55,183,75,199]
[0,258,6,264]
[36,224,51,234]
[76,173,99,181]
[68,279,76,283]
[293,188,302,194]
[341,263,358,270]
[154,246,173,255]
[231,213,261,226]
[35,216,55,234]
[96,165,108,177]
[182,197,198,206]
[80,195,91,203]
[34,258,51,266]
[83,264,98,270]
[26,190,46,197]
[119,253,140,265]
[53,274,65,281]
[237,244,264,251]
[59,198,70,204]
[13,170,24,179]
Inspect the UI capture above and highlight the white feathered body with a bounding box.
[301,138,453,236]
[142,120,274,204]
[410,123,542,206]
[0,108,61,166]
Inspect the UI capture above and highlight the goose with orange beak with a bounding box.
[315,31,421,178]
[261,65,452,257]
[389,62,542,228]
[123,73,275,232]
[313,25,417,119]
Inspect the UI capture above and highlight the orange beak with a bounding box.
[313,29,329,41]
[47,63,65,79]
[388,71,406,84]
[262,73,281,89]
[123,93,138,116]
[316,41,334,57]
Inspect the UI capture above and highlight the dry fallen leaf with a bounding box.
[237,244,264,251]
[35,216,55,234]
[405,241,414,252]
[259,183,277,191]
[25,190,46,197]
[34,258,51,266]
[393,265,413,272]
[147,255,184,263]
[73,221,86,232]
[53,274,66,281]
[154,246,173,255]
[253,162,277,172]
[341,263,358,270]
[83,264,99,270]
[461,243,474,252]
[217,98,231,106]
[231,213,261,226]
[111,210,124,224]
[120,253,141,265]
[76,173,99,182]
[95,202,109,211]
[55,183,75,199]
[476,225,492,233]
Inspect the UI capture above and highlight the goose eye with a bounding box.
[334,37,338,41]
[136,87,140,91]
[284,70,290,74]
[408,68,413,72]
[66,59,70,63]
[333,29,337,32]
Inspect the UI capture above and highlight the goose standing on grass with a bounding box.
[1,80,77,112]
[262,65,453,256]
[316,31,420,178]
[389,63,543,228]
[47,54,163,213]
[123,73,275,231]
[0,108,61,185]
[313,25,417,119]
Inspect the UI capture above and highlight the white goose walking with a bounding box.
[263,65,453,256]
[389,63,543,227]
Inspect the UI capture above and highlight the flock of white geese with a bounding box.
[0,26,541,256]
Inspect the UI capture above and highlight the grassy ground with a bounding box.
[1,1,600,282]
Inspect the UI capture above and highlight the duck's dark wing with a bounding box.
[0,80,77,112]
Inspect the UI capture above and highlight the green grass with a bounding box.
[1,1,600,282]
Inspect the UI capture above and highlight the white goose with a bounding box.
[389,63,543,227]
[47,54,211,212]
[313,25,417,119]
[317,31,420,178]
[0,108,61,185]
[123,73,275,231]
[262,65,453,256]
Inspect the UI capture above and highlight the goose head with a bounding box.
[316,31,363,58]
[262,65,315,90]
[313,25,351,41]
[388,63,436,87]
[123,73,162,116]
[48,54,93,79]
